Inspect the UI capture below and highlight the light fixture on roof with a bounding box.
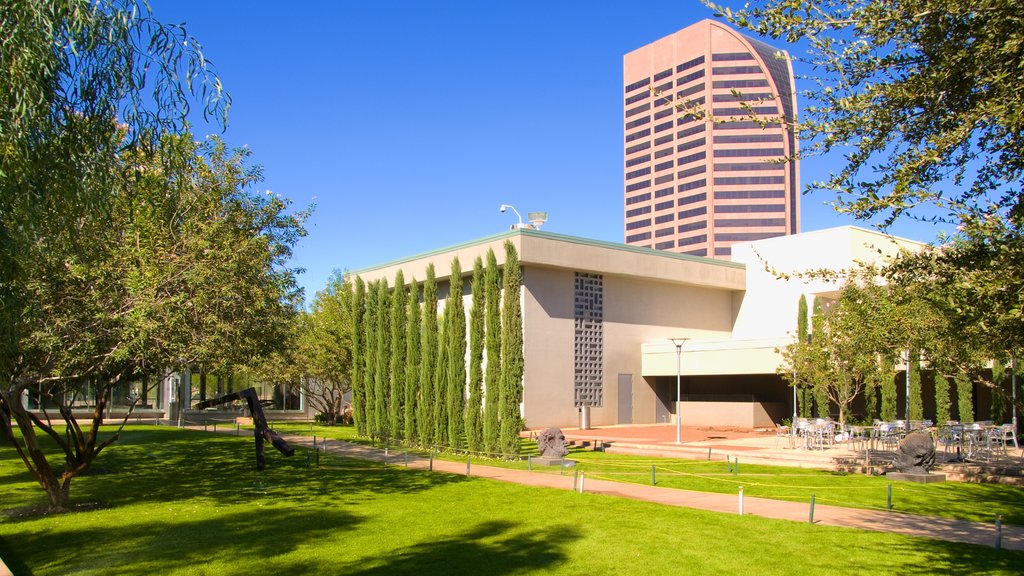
[500,204,547,231]
[500,204,528,230]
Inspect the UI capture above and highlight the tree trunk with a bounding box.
[43,475,72,512]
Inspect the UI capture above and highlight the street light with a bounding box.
[669,337,689,444]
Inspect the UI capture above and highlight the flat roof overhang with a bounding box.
[641,337,791,377]
[352,229,746,291]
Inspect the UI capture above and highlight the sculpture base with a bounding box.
[886,472,946,483]
[533,457,575,467]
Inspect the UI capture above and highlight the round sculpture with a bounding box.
[536,427,569,459]
[893,431,936,474]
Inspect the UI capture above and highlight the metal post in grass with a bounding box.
[528,455,533,471]
[651,464,656,486]
[466,455,471,476]
[809,494,816,523]
[236,421,240,435]
[404,451,409,467]
[734,459,739,476]
[887,483,893,511]
[738,486,744,515]
[316,447,320,466]
[213,422,217,432]
[707,447,712,461]
[573,467,579,490]
[995,514,1002,550]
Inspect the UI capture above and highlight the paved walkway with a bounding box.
[269,431,1024,552]
[557,424,1024,479]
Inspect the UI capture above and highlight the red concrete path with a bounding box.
[275,432,1023,552]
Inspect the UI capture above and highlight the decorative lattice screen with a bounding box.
[574,272,604,407]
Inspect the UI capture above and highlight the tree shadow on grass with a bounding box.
[10,503,362,576]
[344,520,581,575]
[837,532,1024,575]
[44,428,468,511]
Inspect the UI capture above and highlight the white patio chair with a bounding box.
[774,424,792,449]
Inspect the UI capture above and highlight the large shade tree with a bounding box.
[1,135,305,511]
[293,273,354,425]
[781,280,901,426]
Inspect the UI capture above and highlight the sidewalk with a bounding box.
[274,432,1024,552]
[556,424,1024,481]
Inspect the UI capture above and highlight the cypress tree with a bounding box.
[991,359,1006,424]
[482,249,502,455]
[351,276,367,435]
[796,294,810,418]
[908,349,923,421]
[446,258,467,450]
[499,240,524,458]
[372,279,391,441]
[810,298,830,419]
[955,371,974,423]
[388,271,407,441]
[433,306,449,447]
[880,371,898,422]
[466,257,485,453]
[418,264,438,447]
[863,377,878,421]
[362,280,378,438]
[934,365,952,424]
[404,278,421,443]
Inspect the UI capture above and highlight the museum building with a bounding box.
[351,225,922,430]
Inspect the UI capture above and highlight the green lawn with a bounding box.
[1,426,1021,575]
[269,421,1024,525]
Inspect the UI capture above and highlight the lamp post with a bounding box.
[1013,356,1018,434]
[905,349,912,422]
[669,338,689,444]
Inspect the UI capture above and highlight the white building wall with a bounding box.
[728,226,924,341]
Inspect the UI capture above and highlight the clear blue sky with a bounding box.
[153,0,948,302]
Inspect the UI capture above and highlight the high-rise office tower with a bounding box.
[623,19,799,258]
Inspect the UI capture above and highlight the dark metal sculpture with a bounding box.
[536,427,569,459]
[195,387,295,470]
[893,431,936,474]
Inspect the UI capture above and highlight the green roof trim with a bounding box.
[519,228,746,270]
[349,228,745,276]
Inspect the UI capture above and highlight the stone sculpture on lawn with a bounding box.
[536,427,569,461]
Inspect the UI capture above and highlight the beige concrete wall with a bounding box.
[521,267,739,429]
[680,401,785,428]
[520,266,576,429]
